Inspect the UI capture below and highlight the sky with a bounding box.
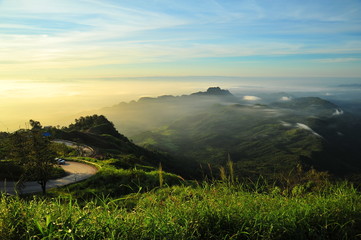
[1,0,361,130]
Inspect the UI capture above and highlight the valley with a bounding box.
[93,87,361,181]
[1,87,361,239]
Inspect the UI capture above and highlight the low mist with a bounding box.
[1,77,360,132]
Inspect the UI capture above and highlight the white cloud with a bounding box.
[280,121,292,127]
[337,131,344,136]
[332,109,344,116]
[296,123,323,138]
[280,96,291,101]
[243,95,261,101]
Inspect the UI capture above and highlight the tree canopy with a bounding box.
[8,120,56,194]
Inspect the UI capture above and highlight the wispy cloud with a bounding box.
[313,58,361,63]
[0,0,361,79]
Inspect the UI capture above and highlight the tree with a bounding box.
[9,120,56,194]
[0,132,10,159]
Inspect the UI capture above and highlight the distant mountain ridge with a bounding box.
[137,87,236,102]
[82,87,361,181]
[125,89,361,180]
[96,87,240,136]
[191,87,233,96]
[271,97,338,110]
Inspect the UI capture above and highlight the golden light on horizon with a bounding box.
[0,79,236,131]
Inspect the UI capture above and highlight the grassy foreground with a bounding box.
[1,182,360,240]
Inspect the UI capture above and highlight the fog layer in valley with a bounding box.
[1,77,360,133]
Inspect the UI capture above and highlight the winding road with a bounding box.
[53,139,95,157]
[0,161,98,195]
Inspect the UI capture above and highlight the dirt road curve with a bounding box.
[0,161,98,195]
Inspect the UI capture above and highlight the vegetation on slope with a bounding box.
[133,104,325,179]
[133,97,361,181]
[51,157,184,199]
[46,115,187,176]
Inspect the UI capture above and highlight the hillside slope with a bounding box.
[50,115,192,176]
[132,96,361,180]
[73,88,361,181]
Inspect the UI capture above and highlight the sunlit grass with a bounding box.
[1,182,360,239]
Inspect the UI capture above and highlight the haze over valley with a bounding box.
[2,77,361,132]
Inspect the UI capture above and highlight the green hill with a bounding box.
[50,115,194,177]
[131,96,361,180]
[271,97,339,116]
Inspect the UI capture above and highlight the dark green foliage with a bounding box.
[54,115,139,156]
[67,114,129,141]
[6,120,57,193]
[50,141,76,157]
[0,160,65,181]
[0,161,23,181]
[53,129,133,155]
[0,132,10,159]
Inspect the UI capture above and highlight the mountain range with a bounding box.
[89,87,361,181]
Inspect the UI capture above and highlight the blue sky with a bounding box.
[1,0,361,80]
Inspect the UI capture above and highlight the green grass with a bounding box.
[1,182,360,239]
[1,156,360,239]
[50,157,184,199]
